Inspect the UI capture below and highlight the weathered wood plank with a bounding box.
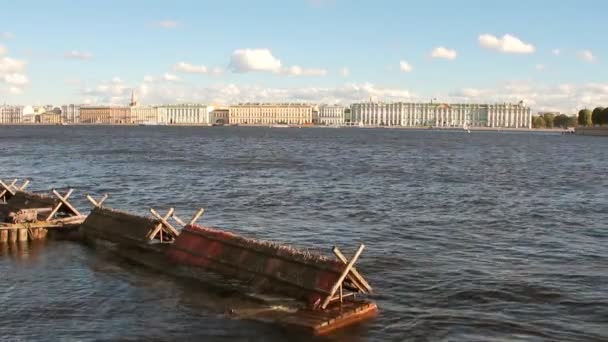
[321,244,365,309]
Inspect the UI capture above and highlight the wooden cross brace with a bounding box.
[333,246,373,293]
[86,194,108,208]
[0,179,18,199]
[169,208,205,227]
[321,244,365,310]
[13,180,30,192]
[46,189,82,221]
[149,208,180,241]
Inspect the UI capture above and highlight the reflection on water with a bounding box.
[0,126,607,341]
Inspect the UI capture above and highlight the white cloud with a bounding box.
[578,50,596,62]
[0,44,6,55]
[430,46,457,60]
[3,73,29,86]
[340,67,350,77]
[0,56,26,73]
[552,48,561,56]
[228,48,325,76]
[535,64,545,71]
[229,48,282,73]
[210,67,224,75]
[1,32,13,39]
[65,50,93,60]
[174,61,208,74]
[163,73,180,82]
[81,78,415,106]
[446,81,608,114]
[478,33,535,54]
[0,56,28,94]
[283,65,327,76]
[143,75,156,82]
[450,87,485,98]
[9,86,23,94]
[156,20,179,28]
[399,60,413,72]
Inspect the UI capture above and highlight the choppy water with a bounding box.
[0,126,607,341]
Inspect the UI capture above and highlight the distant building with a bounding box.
[157,104,211,125]
[61,104,80,123]
[350,101,532,128]
[318,104,345,126]
[0,105,23,124]
[229,103,314,125]
[79,106,132,124]
[36,112,62,124]
[131,106,159,124]
[210,107,229,125]
[21,105,34,123]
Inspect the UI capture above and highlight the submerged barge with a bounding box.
[79,196,377,335]
[0,179,86,243]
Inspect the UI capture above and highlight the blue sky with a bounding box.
[1,0,607,112]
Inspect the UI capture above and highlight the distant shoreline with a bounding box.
[0,123,568,133]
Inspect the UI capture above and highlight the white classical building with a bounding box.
[229,103,314,125]
[318,104,345,126]
[350,101,532,128]
[157,104,212,125]
[61,104,80,124]
[0,105,23,124]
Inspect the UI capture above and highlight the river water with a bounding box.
[0,126,606,341]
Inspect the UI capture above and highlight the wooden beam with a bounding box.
[0,216,86,230]
[148,208,180,240]
[171,213,186,226]
[188,208,205,226]
[52,189,81,216]
[321,244,365,310]
[16,180,30,191]
[0,179,16,197]
[333,246,373,293]
[146,208,171,239]
[86,194,108,208]
[46,189,81,221]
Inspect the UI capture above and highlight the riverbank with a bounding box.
[575,126,608,136]
[0,123,568,133]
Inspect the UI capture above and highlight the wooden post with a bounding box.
[0,230,7,243]
[321,244,365,310]
[18,228,28,242]
[8,229,17,242]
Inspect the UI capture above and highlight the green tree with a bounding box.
[579,109,593,126]
[554,114,570,128]
[532,115,546,128]
[592,107,604,126]
[602,107,608,125]
[543,113,555,128]
[567,116,578,128]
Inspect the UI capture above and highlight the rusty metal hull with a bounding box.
[166,225,348,307]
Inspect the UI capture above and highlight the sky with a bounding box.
[1,0,607,113]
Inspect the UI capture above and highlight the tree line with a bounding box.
[532,113,577,129]
[577,107,608,126]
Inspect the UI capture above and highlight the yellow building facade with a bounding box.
[229,103,315,125]
[80,106,132,124]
